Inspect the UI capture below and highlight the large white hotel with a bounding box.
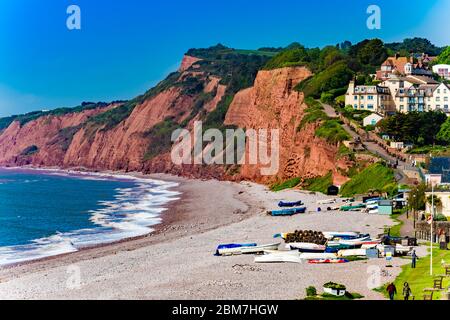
[345,55,450,115]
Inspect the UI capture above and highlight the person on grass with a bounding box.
[403,282,412,301]
[386,283,397,300]
[411,250,418,269]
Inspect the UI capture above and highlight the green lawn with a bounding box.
[379,245,450,300]
[386,211,405,238]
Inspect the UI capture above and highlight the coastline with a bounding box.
[0,168,405,300]
[0,169,253,277]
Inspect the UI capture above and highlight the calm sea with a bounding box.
[0,168,180,266]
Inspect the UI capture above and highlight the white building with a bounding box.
[363,113,383,127]
[345,81,394,114]
[433,64,450,80]
[381,75,450,113]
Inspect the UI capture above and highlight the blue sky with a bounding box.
[0,0,447,117]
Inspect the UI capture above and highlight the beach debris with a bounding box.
[232,264,262,273]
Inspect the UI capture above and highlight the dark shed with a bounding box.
[327,185,339,196]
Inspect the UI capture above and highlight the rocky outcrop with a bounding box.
[225,67,349,184]
[179,55,202,72]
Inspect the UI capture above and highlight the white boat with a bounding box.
[323,232,359,240]
[285,243,326,252]
[369,209,379,214]
[318,199,336,205]
[241,243,280,254]
[395,244,412,255]
[338,249,367,257]
[339,236,371,246]
[361,243,379,249]
[299,252,338,260]
[367,204,378,210]
[254,251,302,264]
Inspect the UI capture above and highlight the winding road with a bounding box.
[321,102,414,184]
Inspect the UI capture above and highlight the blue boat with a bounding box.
[278,200,304,208]
[269,207,307,216]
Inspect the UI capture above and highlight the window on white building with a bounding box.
[368,105,374,109]
[437,97,441,102]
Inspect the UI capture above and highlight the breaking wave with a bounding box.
[0,170,180,266]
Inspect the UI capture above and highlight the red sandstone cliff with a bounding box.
[0,56,350,185]
[225,67,349,184]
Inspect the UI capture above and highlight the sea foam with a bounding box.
[0,169,180,267]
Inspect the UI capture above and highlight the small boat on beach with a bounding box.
[340,204,366,212]
[395,244,412,255]
[268,207,307,216]
[278,200,304,208]
[364,197,382,203]
[254,251,302,264]
[241,243,280,254]
[215,243,257,256]
[323,232,360,240]
[286,243,326,253]
[309,259,349,264]
[325,242,358,252]
[338,248,367,257]
[318,199,336,205]
[338,235,371,246]
[299,252,338,260]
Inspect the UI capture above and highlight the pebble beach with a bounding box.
[0,174,410,300]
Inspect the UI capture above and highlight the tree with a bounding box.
[408,183,426,212]
[436,46,450,65]
[437,118,450,144]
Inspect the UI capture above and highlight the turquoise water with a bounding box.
[0,168,179,266]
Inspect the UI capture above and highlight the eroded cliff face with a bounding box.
[225,67,349,184]
[0,106,115,167]
[0,55,349,185]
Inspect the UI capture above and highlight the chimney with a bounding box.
[395,53,400,59]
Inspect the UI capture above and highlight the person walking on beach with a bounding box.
[386,283,397,300]
[403,282,412,301]
[411,250,418,269]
